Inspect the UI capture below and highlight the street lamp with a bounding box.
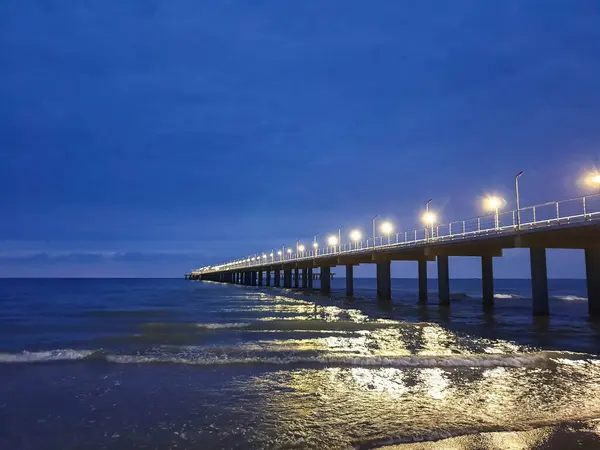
[372,215,379,248]
[380,221,393,244]
[588,172,600,192]
[350,229,361,249]
[338,226,342,253]
[424,199,433,240]
[277,250,282,261]
[484,196,503,229]
[328,235,338,253]
[298,244,305,254]
[422,211,436,241]
[515,171,524,229]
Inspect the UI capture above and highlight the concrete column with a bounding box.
[307,268,314,289]
[302,269,308,288]
[585,248,600,316]
[481,256,494,307]
[284,269,292,288]
[345,265,354,297]
[266,270,271,287]
[437,255,450,305]
[258,270,263,286]
[244,272,250,285]
[274,270,281,287]
[376,261,391,300]
[418,259,428,303]
[250,271,257,286]
[320,267,331,294]
[530,248,549,316]
[294,268,299,288]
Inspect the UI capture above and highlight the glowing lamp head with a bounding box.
[422,212,436,225]
[350,230,362,241]
[262,254,267,259]
[312,242,319,248]
[328,235,338,246]
[251,257,255,261]
[270,253,274,257]
[298,245,305,252]
[591,174,600,184]
[277,251,282,256]
[380,222,393,234]
[485,196,502,211]
[287,248,292,254]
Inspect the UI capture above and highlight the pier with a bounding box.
[187,193,600,317]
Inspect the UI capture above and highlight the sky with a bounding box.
[1,0,600,278]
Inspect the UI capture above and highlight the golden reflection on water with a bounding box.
[230,357,600,449]
[217,292,600,448]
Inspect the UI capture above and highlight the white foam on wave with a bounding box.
[0,349,96,363]
[494,293,520,299]
[196,322,251,329]
[555,295,587,302]
[105,351,571,369]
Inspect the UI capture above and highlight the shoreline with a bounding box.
[378,420,600,450]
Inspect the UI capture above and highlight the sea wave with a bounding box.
[494,293,521,299]
[0,348,592,369]
[554,295,587,301]
[0,349,98,363]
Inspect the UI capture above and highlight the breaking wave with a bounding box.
[494,293,521,299]
[0,348,592,369]
[554,295,587,302]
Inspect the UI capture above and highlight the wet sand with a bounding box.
[384,420,600,450]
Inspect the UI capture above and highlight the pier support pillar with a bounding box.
[274,270,281,287]
[258,270,263,286]
[251,271,257,286]
[294,268,299,288]
[266,270,271,287]
[376,261,391,301]
[418,259,428,303]
[320,267,331,294]
[530,248,549,316]
[585,248,600,317]
[244,272,251,285]
[284,269,292,288]
[437,255,450,305]
[302,269,308,288]
[345,265,354,297]
[307,268,314,289]
[481,255,494,308]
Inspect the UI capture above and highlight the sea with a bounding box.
[2,278,600,449]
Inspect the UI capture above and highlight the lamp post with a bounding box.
[380,222,393,245]
[338,227,342,253]
[485,196,502,230]
[313,234,318,256]
[515,171,523,229]
[372,215,379,248]
[350,229,361,250]
[425,199,432,240]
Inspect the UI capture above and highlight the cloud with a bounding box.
[0,251,206,265]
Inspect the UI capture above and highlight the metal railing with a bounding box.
[195,193,600,274]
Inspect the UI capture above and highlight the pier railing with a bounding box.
[196,193,600,273]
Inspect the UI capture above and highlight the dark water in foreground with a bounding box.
[2,278,600,449]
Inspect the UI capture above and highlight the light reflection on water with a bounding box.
[3,279,600,449]
[231,361,600,448]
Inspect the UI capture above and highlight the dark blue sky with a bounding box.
[1,1,600,277]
